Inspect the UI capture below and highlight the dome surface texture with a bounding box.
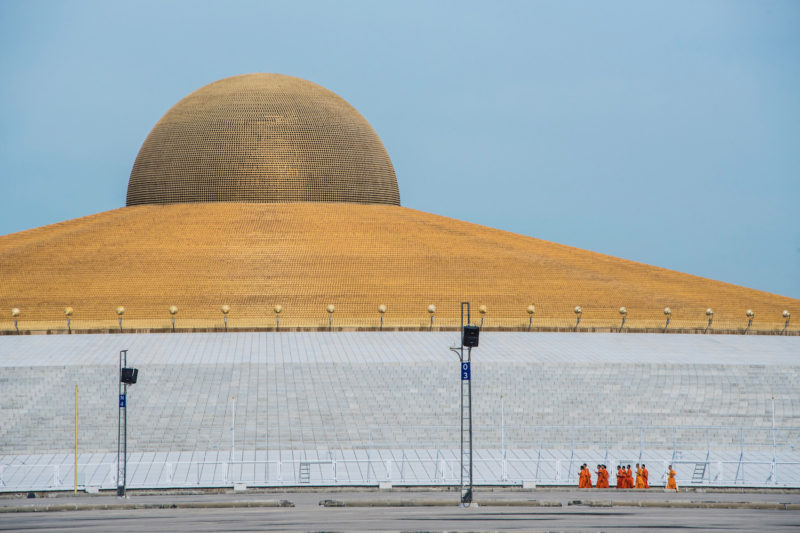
[127,73,399,206]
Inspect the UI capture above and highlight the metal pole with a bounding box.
[124,381,127,492]
[501,395,505,459]
[772,396,777,483]
[468,346,473,497]
[451,302,473,506]
[117,349,128,497]
[231,396,236,463]
[74,385,78,494]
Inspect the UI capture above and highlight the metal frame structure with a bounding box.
[117,349,128,497]
[450,302,474,505]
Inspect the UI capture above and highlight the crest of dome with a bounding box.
[127,73,399,206]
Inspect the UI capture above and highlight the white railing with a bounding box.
[2,425,799,491]
[3,455,800,491]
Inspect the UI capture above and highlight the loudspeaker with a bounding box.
[462,325,480,347]
[121,367,138,384]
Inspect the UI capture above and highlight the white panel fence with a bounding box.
[2,424,799,492]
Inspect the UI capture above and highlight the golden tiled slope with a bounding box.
[0,203,796,332]
[127,73,399,207]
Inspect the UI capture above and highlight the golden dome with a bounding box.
[126,73,399,206]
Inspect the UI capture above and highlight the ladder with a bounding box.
[692,462,707,484]
[298,462,311,484]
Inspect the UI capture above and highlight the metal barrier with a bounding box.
[2,425,800,491]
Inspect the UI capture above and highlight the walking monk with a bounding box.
[596,465,609,488]
[578,465,588,488]
[626,465,634,488]
[616,466,623,489]
[642,464,649,488]
[666,465,678,492]
[635,464,645,488]
[584,464,593,488]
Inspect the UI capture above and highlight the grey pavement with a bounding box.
[1,489,800,532]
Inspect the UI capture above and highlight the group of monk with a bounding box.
[579,463,662,489]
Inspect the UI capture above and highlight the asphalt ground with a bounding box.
[2,488,800,532]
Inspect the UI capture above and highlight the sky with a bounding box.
[0,0,798,298]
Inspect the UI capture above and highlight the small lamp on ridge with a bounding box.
[64,307,73,334]
[169,305,178,332]
[378,304,387,330]
[427,304,436,331]
[116,306,125,332]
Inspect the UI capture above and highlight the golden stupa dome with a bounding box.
[126,73,399,206]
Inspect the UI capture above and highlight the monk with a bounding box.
[596,465,609,488]
[616,466,623,489]
[666,465,678,492]
[635,463,645,488]
[578,465,587,488]
[642,464,649,488]
[584,464,593,488]
[626,465,634,488]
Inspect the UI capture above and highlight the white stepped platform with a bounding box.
[1,332,799,491]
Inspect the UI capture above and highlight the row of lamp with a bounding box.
[5,306,794,333]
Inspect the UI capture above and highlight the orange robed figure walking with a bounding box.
[642,464,649,488]
[595,465,609,488]
[666,465,678,492]
[578,465,588,488]
[616,466,623,489]
[635,463,645,488]
[584,464,593,488]
[626,465,634,488]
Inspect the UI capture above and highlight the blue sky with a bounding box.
[1,0,798,298]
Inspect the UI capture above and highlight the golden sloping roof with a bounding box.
[0,203,796,332]
[127,73,399,207]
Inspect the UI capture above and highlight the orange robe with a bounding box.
[635,467,645,488]
[626,468,634,488]
[666,468,678,491]
[578,468,586,488]
[616,468,623,489]
[585,469,593,488]
[597,468,609,488]
[642,467,649,488]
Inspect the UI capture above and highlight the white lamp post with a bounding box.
[169,306,178,332]
[427,304,436,330]
[664,307,672,332]
[11,308,20,333]
[378,304,387,330]
[221,305,230,331]
[65,307,74,334]
[527,304,535,331]
[116,306,125,332]
[745,309,754,333]
[326,304,335,329]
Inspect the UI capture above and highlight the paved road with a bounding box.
[2,489,800,532]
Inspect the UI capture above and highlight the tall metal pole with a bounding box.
[231,396,236,463]
[461,302,472,505]
[450,302,475,506]
[74,385,78,494]
[117,350,128,497]
[501,394,505,460]
[771,395,777,483]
